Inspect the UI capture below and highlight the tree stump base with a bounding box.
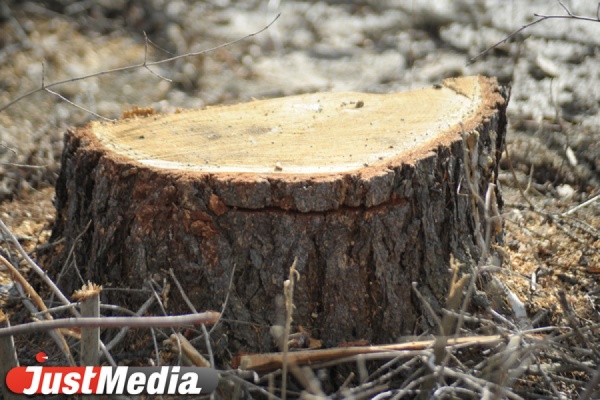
[50,76,508,352]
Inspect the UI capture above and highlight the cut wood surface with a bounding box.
[50,76,508,353]
[93,77,482,174]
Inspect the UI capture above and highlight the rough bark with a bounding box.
[49,76,508,353]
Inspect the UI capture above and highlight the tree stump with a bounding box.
[50,76,508,352]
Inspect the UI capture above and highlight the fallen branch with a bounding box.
[0,311,220,338]
[235,335,511,373]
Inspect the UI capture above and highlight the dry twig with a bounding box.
[470,1,600,63]
[0,253,75,365]
[0,14,281,117]
[236,335,508,373]
[0,311,220,338]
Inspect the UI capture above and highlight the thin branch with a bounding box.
[557,0,572,16]
[0,163,47,168]
[44,87,114,121]
[0,217,76,309]
[470,3,600,63]
[221,370,283,400]
[281,258,299,400]
[168,269,197,313]
[0,254,75,366]
[150,325,160,367]
[411,282,443,333]
[143,31,171,82]
[144,31,176,57]
[503,143,536,211]
[105,295,156,352]
[0,143,18,154]
[168,268,215,369]
[148,279,180,342]
[562,193,600,216]
[0,217,118,366]
[0,311,220,338]
[33,302,80,318]
[204,262,237,337]
[0,13,281,114]
[237,335,508,373]
[557,290,600,362]
[432,366,526,400]
[52,219,91,304]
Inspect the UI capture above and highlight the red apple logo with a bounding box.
[35,352,48,363]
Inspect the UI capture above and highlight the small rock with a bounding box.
[535,54,560,78]
[556,184,575,199]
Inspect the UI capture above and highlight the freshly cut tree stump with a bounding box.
[50,76,508,352]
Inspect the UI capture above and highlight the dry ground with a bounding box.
[0,1,598,399]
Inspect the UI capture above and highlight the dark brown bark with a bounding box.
[49,76,509,353]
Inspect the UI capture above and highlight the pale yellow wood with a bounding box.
[93,76,482,174]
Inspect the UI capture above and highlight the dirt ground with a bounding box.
[0,0,599,398]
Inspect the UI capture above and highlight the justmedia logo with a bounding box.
[6,352,219,395]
